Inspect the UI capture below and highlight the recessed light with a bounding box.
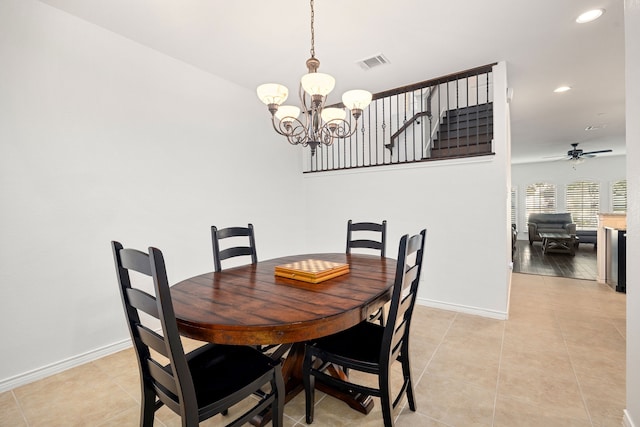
[576,8,605,24]
[554,86,571,93]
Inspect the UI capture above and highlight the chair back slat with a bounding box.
[125,287,159,318]
[350,222,385,232]
[211,224,258,272]
[136,324,169,356]
[219,246,254,261]
[119,248,153,276]
[349,240,384,251]
[390,320,407,355]
[346,220,387,257]
[216,226,252,239]
[147,358,180,398]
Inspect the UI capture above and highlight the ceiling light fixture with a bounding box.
[256,0,372,155]
[554,86,572,93]
[576,8,605,24]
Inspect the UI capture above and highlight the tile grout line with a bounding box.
[401,312,459,424]
[552,296,595,427]
[394,312,459,425]
[11,390,29,427]
[490,320,507,427]
[414,311,459,386]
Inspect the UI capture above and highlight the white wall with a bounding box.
[624,1,639,425]
[511,156,627,236]
[303,62,512,320]
[0,0,305,386]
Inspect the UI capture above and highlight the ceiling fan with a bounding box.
[545,143,613,163]
[564,142,612,160]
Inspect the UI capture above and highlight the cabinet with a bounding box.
[605,227,626,293]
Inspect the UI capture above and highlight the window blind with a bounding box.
[526,183,556,220]
[566,181,599,229]
[611,180,627,212]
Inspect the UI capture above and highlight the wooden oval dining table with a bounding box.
[171,253,396,425]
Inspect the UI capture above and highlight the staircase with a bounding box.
[430,102,493,158]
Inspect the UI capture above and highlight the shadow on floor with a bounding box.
[512,239,597,280]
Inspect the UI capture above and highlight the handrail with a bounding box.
[386,110,432,151]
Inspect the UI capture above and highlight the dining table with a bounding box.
[171,252,396,426]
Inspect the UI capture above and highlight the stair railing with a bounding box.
[304,63,496,173]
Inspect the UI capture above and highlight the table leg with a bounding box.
[251,342,374,426]
[316,364,374,414]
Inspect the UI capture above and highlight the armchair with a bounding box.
[527,213,576,245]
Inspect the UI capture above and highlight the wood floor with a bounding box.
[512,239,597,280]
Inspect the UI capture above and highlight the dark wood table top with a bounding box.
[171,253,396,346]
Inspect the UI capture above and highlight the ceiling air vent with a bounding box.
[358,54,390,70]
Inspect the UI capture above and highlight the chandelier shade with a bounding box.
[256,83,288,106]
[342,90,373,111]
[256,0,372,155]
[320,107,346,123]
[274,105,301,123]
[301,72,335,97]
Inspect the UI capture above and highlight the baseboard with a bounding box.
[0,338,132,393]
[624,410,637,427]
[416,297,508,320]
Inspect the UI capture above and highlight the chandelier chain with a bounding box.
[309,0,315,58]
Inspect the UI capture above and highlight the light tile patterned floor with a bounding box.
[0,273,626,426]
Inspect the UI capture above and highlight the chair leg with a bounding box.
[271,365,285,427]
[140,389,156,427]
[303,351,315,424]
[402,355,417,412]
[379,374,394,427]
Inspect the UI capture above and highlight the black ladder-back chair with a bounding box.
[210,224,281,356]
[211,224,258,273]
[303,229,427,427]
[112,241,284,427]
[346,219,387,324]
[346,219,387,257]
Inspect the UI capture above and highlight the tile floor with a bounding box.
[0,273,626,426]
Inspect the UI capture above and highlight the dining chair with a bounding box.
[211,224,258,273]
[346,219,387,257]
[346,219,388,324]
[303,229,427,427]
[112,241,284,427]
[210,224,282,356]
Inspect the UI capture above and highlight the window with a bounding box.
[611,180,627,212]
[566,180,599,229]
[526,183,556,220]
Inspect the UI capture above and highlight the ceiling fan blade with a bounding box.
[581,149,612,155]
[542,155,570,159]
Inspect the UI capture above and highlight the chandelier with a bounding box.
[256,0,372,155]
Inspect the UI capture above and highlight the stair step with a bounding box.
[438,127,493,140]
[440,116,493,131]
[430,142,492,158]
[444,102,493,119]
[432,134,493,148]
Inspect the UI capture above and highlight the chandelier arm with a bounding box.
[299,83,313,131]
[271,115,311,146]
[323,118,359,139]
